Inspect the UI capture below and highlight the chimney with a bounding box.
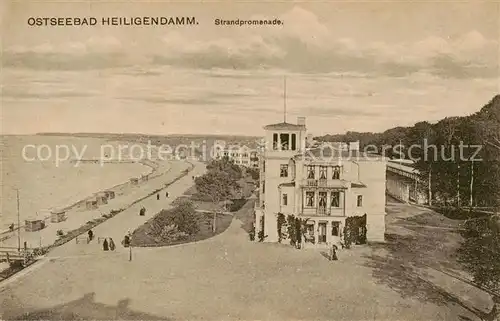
[349,141,360,151]
[297,116,306,126]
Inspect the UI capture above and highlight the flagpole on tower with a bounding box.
[283,76,287,123]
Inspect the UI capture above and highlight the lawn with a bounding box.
[382,201,467,275]
[403,211,463,228]
[131,211,233,247]
[130,167,255,247]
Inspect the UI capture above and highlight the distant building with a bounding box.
[255,117,387,246]
[214,142,259,167]
[306,133,315,147]
[250,150,259,168]
[386,159,428,204]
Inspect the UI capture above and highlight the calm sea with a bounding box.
[0,135,152,230]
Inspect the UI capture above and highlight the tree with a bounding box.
[246,167,260,181]
[206,156,242,181]
[195,170,236,233]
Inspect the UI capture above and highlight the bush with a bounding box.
[258,230,267,242]
[229,199,247,212]
[149,200,200,238]
[249,227,255,241]
[344,214,367,247]
[295,217,302,248]
[157,224,189,242]
[168,200,200,235]
[287,215,297,246]
[277,213,286,243]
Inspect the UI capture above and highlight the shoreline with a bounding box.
[46,161,193,250]
[58,159,159,213]
[0,159,161,238]
[0,161,195,283]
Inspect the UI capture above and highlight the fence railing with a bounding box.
[301,179,348,189]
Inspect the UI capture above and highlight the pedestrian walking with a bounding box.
[88,229,94,242]
[139,207,145,216]
[103,238,109,251]
[165,191,169,198]
[109,238,116,251]
[330,243,338,261]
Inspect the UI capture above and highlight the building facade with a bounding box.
[213,142,258,167]
[255,117,387,246]
[386,159,428,204]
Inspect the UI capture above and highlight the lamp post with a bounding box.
[16,189,21,252]
[128,231,132,261]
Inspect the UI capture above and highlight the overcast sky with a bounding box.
[1,1,499,136]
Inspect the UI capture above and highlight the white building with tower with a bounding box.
[255,116,387,246]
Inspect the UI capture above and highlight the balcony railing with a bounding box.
[300,179,349,189]
[301,207,345,216]
[317,207,328,215]
[305,178,317,186]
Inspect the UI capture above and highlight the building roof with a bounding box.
[351,182,367,188]
[388,158,415,165]
[263,122,306,130]
[387,161,420,174]
[293,148,383,161]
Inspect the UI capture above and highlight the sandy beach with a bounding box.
[0,135,173,246]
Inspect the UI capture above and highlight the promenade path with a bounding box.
[0,159,183,249]
[46,160,206,258]
[1,194,494,320]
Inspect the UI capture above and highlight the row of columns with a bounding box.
[273,133,297,151]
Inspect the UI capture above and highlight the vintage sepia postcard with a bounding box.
[0,1,499,320]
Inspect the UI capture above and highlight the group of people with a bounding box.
[156,191,169,200]
[86,190,171,251]
[102,237,116,251]
[87,229,116,251]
